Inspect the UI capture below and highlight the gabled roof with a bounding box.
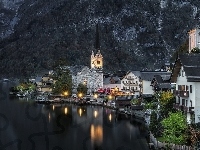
[140,71,171,81]
[122,71,141,80]
[67,65,89,75]
[103,76,121,84]
[171,53,200,82]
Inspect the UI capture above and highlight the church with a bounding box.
[62,24,104,94]
[68,50,103,94]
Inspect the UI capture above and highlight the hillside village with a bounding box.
[9,26,200,123]
[7,26,200,149]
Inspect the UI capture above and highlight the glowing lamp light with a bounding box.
[109,95,112,100]
[64,91,68,96]
[79,93,83,98]
[109,114,112,122]
[64,107,68,115]
[79,108,82,116]
[94,94,98,99]
[94,110,98,118]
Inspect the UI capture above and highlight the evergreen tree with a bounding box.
[77,83,87,96]
[52,68,72,95]
[149,111,159,136]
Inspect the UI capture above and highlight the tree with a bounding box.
[161,111,188,145]
[149,111,159,136]
[156,91,176,118]
[52,68,72,96]
[77,83,87,96]
[191,47,200,53]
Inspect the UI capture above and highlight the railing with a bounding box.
[179,91,189,97]
[173,90,189,97]
[173,103,181,110]
[173,103,194,113]
[122,82,138,86]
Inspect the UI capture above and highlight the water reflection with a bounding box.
[64,107,68,115]
[94,110,98,118]
[90,124,103,146]
[0,81,149,150]
[109,114,112,122]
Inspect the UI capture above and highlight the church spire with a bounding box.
[95,23,100,50]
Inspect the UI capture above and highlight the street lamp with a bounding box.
[94,94,98,99]
[78,93,83,99]
[64,91,68,97]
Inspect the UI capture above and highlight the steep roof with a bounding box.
[171,53,200,82]
[103,76,121,84]
[131,71,141,77]
[140,71,171,81]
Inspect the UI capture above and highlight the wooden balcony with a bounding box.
[173,90,189,97]
[173,103,181,110]
[122,82,138,86]
[173,103,194,113]
[125,77,135,80]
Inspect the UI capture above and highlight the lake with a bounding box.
[0,81,149,150]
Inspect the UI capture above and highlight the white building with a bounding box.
[188,27,200,53]
[121,71,141,98]
[140,71,171,98]
[171,53,200,124]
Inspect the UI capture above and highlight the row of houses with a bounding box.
[29,66,171,97]
[28,27,200,124]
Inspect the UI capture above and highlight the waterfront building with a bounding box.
[171,53,200,124]
[121,71,141,98]
[140,71,171,98]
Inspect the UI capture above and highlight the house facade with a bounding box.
[171,54,200,124]
[103,75,121,94]
[140,71,171,98]
[33,74,54,93]
[121,71,141,98]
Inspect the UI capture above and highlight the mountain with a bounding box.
[0,0,200,78]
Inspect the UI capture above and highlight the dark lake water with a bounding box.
[0,81,149,150]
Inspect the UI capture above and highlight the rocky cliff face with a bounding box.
[0,0,200,77]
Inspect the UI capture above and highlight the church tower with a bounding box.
[91,24,103,70]
[91,50,103,69]
[188,27,200,53]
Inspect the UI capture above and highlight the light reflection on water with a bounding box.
[0,81,149,150]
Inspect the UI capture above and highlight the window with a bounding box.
[186,100,188,106]
[190,100,192,107]
[181,85,185,91]
[186,85,189,91]
[97,60,100,64]
[178,96,180,104]
[136,87,138,90]
[190,85,192,93]
[178,85,181,90]
[182,99,185,106]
